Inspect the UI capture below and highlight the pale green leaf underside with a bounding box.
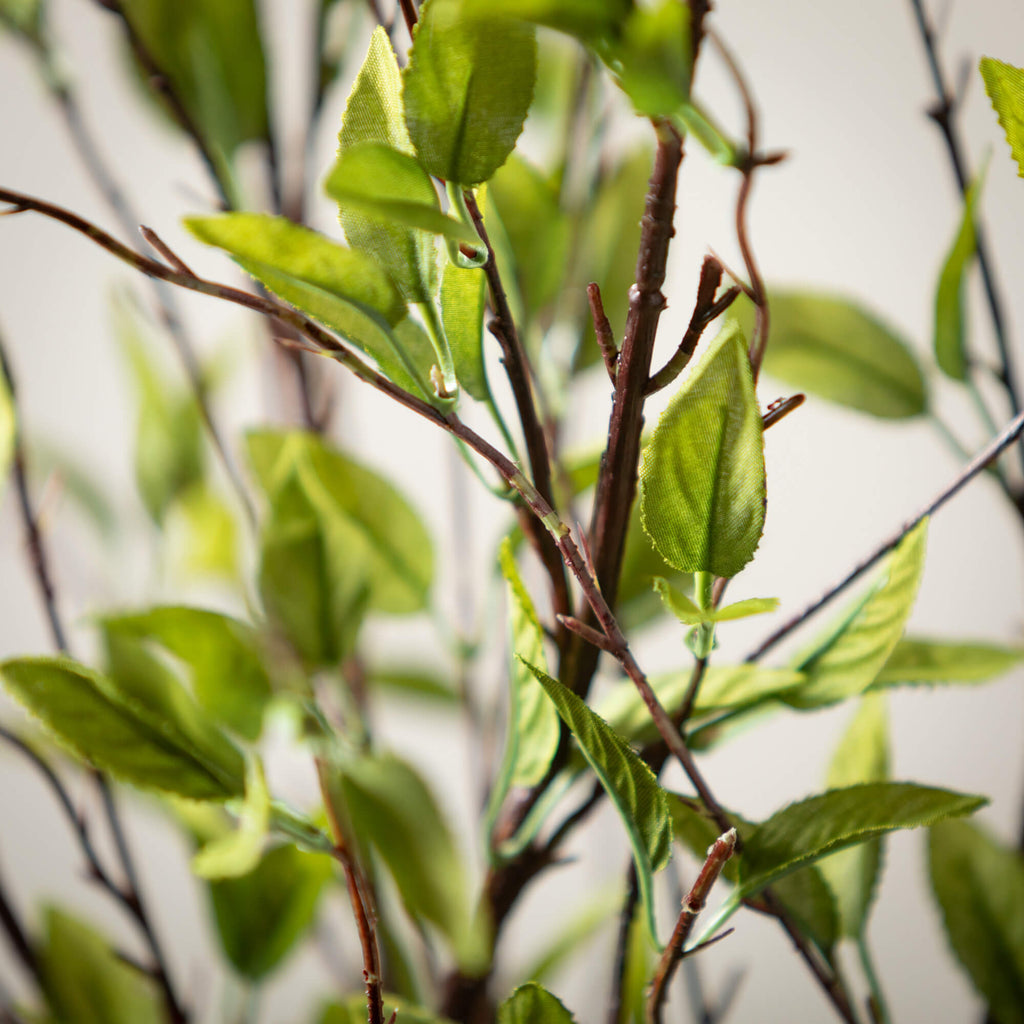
[43,908,163,1024]
[99,605,272,741]
[873,636,1024,688]
[750,292,928,418]
[523,659,671,945]
[0,656,244,800]
[403,0,537,185]
[640,321,765,578]
[929,819,1024,1023]
[497,983,577,1023]
[441,261,488,400]
[980,57,1024,177]
[192,759,270,879]
[786,520,928,708]
[338,26,412,156]
[210,843,332,980]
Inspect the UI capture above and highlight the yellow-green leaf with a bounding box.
[980,57,1024,177]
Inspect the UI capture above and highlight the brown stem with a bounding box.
[646,256,736,395]
[745,405,1024,663]
[465,191,570,622]
[315,758,385,1024]
[646,829,737,1024]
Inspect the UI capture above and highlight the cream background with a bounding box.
[2,1,1024,1021]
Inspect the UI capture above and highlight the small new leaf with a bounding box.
[640,321,765,578]
[654,578,778,624]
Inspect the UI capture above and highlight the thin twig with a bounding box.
[607,863,639,1024]
[587,282,619,384]
[465,192,570,623]
[647,830,736,1024]
[315,758,385,1024]
[646,256,734,395]
[908,0,1024,477]
[745,406,1024,663]
[0,337,68,652]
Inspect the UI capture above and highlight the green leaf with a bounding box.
[41,908,163,1024]
[209,842,332,980]
[114,293,204,524]
[819,694,889,937]
[441,261,488,401]
[0,655,244,800]
[639,321,765,578]
[182,214,438,396]
[786,520,928,709]
[117,0,268,195]
[338,752,489,973]
[497,983,577,1023]
[0,0,43,42]
[929,819,1024,1023]
[248,430,433,616]
[0,361,13,498]
[740,782,986,900]
[745,292,927,418]
[667,796,836,956]
[934,172,983,380]
[500,541,560,788]
[165,482,239,580]
[980,57,1024,177]
[486,155,569,316]
[464,0,630,41]
[326,144,470,303]
[654,579,778,624]
[192,758,270,878]
[600,1,691,118]
[873,636,1024,688]
[337,26,413,156]
[522,659,672,944]
[184,212,405,328]
[99,606,272,741]
[403,0,537,186]
[367,666,460,704]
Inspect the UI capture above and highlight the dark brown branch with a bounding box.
[316,758,385,1024]
[646,256,737,395]
[745,406,1024,663]
[91,0,229,209]
[587,282,619,384]
[762,393,805,430]
[647,829,736,1024]
[466,191,570,623]
[908,0,1024,476]
[706,29,773,380]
